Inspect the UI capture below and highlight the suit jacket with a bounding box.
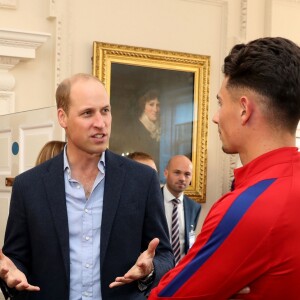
[161,187,201,254]
[182,195,201,254]
[3,150,174,300]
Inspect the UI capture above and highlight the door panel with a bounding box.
[0,106,64,246]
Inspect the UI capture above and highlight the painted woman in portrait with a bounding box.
[124,88,161,167]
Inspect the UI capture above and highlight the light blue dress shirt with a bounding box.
[64,149,105,300]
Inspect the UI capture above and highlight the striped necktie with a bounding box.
[171,198,181,264]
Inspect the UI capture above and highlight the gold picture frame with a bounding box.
[93,41,210,203]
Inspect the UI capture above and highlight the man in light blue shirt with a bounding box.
[0,73,174,300]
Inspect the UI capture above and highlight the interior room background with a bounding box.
[1,3,300,283]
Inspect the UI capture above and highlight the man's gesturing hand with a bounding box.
[109,238,159,288]
[0,249,40,292]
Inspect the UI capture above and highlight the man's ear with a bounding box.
[57,108,67,128]
[240,96,252,125]
[164,169,168,179]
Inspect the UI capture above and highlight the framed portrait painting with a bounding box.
[93,42,210,203]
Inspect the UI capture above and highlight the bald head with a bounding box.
[164,155,193,198]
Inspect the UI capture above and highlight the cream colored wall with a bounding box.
[1,0,300,235]
[0,0,56,112]
[67,0,229,232]
[69,0,235,233]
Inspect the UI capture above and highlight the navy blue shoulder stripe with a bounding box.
[159,178,276,297]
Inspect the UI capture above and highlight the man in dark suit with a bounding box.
[0,73,174,300]
[162,155,201,263]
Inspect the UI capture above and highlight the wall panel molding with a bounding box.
[0,0,17,9]
[0,29,50,59]
[49,0,72,88]
[0,29,50,114]
[240,0,247,41]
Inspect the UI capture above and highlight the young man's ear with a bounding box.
[240,96,252,125]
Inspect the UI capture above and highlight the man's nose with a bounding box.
[178,174,185,181]
[212,111,219,124]
[94,112,105,127]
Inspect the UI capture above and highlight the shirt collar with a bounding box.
[63,144,106,174]
[163,185,184,203]
[234,147,298,189]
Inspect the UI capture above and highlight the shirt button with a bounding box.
[85,208,89,213]
[85,263,90,268]
[85,236,90,241]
